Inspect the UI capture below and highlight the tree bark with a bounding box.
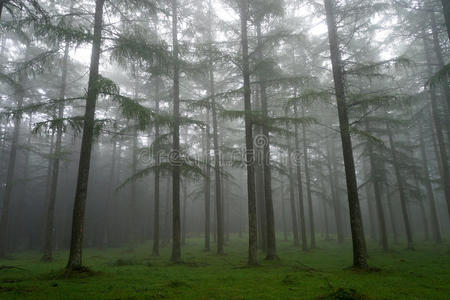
[366,121,388,251]
[152,79,161,256]
[429,12,450,143]
[66,0,104,270]
[326,139,344,243]
[170,0,181,264]
[323,0,368,268]
[301,106,315,248]
[181,180,187,245]
[320,179,330,240]
[285,118,299,246]
[441,0,450,42]
[418,121,441,243]
[211,56,223,256]
[293,106,308,251]
[42,40,70,261]
[423,38,450,222]
[384,182,398,243]
[386,122,414,250]
[0,0,4,20]
[239,0,257,265]
[0,44,28,258]
[255,22,277,260]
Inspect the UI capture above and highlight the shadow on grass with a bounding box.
[42,266,101,280]
[318,287,368,300]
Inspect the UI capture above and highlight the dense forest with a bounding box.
[0,0,450,299]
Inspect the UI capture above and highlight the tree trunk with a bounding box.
[14,118,32,251]
[418,121,441,243]
[320,179,330,240]
[293,106,308,251]
[170,0,181,263]
[323,0,368,268]
[0,0,4,20]
[66,0,104,270]
[423,39,450,222]
[103,139,116,247]
[0,45,28,258]
[285,115,299,246]
[255,22,277,260]
[301,106,315,248]
[255,158,267,251]
[152,80,161,256]
[204,0,215,253]
[366,121,388,251]
[181,180,187,245]
[239,0,257,265]
[386,123,414,250]
[430,12,450,143]
[129,124,138,247]
[42,40,70,261]
[441,0,450,42]
[415,176,429,241]
[280,167,288,241]
[211,59,223,256]
[326,138,344,243]
[385,183,398,243]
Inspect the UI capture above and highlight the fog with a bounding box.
[0,0,449,284]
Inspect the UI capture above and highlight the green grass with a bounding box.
[0,236,449,299]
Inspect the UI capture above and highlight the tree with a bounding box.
[152,78,161,256]
[386,121,414,250]
[255,20,277,260]
[0,42,30,258]
[170,0,182,264]
[365,120,388,251]
[66,0,105,270]
[301,105,315,249]
[323,0,368,269]
[441,0,450,41]
[42,38,71,262]
[239,0,257,266]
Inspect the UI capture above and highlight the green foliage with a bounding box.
[349,127,383,145]
[345,56,413,79]
[426,63,450,88]
[33,18,93,46]
[32,116,85,135]
[111,32,170,71]
[286,90,332,108]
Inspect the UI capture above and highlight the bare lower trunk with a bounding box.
[181,180,187,245]
[256,22,277,260]
[170,0,181,264]
[293,106,307,251]
[240,1,257,265]
[326,139,344,243]
[430,12,450,144]
[0,58,27,258]
[386,123,414,250]
[324,0,368,268]
[366,121,388,251]
[152,81,161,256]
[441,0,450,42]
[66,0,104,270]
[285,121,299,246]
[423,38,450,221]
[42,40,70,261]
[419,122,441,243]
[300,106,315,249]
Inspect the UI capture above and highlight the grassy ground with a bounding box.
[0,236,449,299]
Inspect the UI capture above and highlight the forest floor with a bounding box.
[0,236,449,299]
